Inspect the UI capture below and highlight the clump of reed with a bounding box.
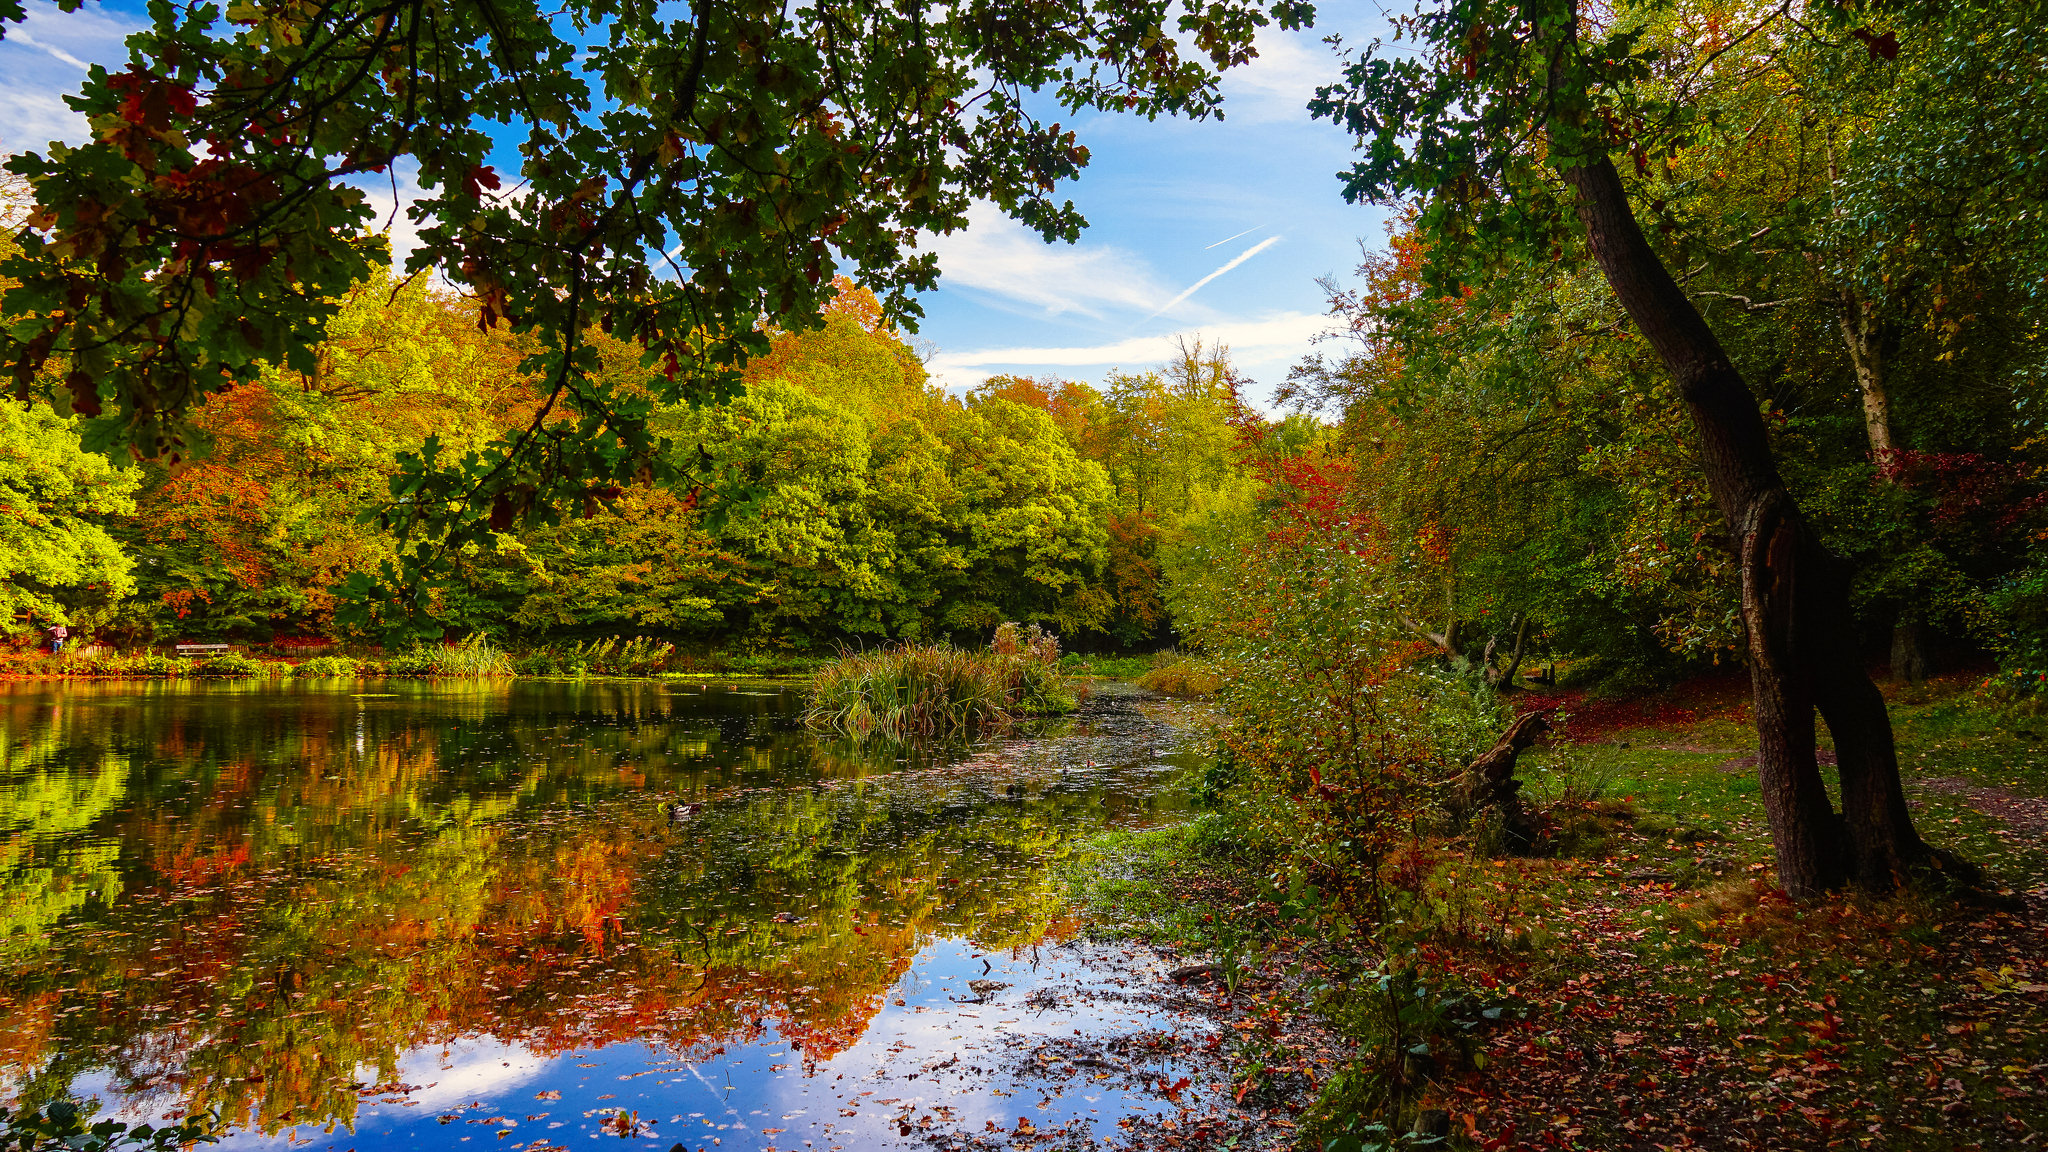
[805,623,1078,740]
[1136,653,1224,697]
[512,635,677,677]
[385,634,514,677]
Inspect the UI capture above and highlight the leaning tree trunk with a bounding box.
[1554,154,1931,896]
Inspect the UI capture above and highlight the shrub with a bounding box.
[805,623,1077,739]
[382,648,437,676]
[292,655,360,677]
[194,652,265,678]
[125,654,192,677]
[1172,532,1461,916]
[1136,655,1223,697]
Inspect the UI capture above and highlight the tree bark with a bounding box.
[1891,622,1928,684]
[1838,291,1894,457]
[1553,153,1932,896]
[1491,612,1530,687]
[1457,710,1552,813]
[1839,288,1932,681]
[1455,710,1551,850]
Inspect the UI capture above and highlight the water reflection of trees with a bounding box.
[0,681,1170,1137]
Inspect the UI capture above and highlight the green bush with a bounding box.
[1056,652,1160,679]
[382,648,436,676]
[513,636,674,677]
[194,652,266,677]
[1986,565,2048,697]
[805,623,1077,739]
[292,655,360,676]
[0,1100,219,1151]
[73,652,191,677]
[1135,655,1223,697]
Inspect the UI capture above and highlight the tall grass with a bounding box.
[387,634,514,677]
[805,623,1078,740]
[511,636,676,676]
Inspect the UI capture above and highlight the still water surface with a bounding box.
[0,679,1211,1150]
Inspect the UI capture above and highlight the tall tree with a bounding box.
[1311,0,1955,894]
[0,400,140,640]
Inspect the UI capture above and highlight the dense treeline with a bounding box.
[1,268,1257,655]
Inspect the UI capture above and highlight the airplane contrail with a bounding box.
[1143,236,1282,322]
[1204,226,1263,250]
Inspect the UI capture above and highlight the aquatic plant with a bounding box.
[512,635,676,676]
[77,653,193,677]
[385,634,514,677]
[1135,655,1222,697]
[0,1100,219,1151]
[193,652,273,678]
[804,624,1077,739]
[290,655,360,677]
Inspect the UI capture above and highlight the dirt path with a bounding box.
[1918,775,2048,841]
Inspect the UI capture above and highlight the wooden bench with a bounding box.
[174,643,231,656]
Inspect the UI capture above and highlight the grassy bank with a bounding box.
[805,624,1079,739]
[0,636,834,680]
[1062,676,2048,1150]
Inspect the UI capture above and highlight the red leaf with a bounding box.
[1849,28,1899,61]
[464,164,502,199]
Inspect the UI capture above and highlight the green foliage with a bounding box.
[1304,965,1511,1150]
[1055,653,1160,680]
[192,652,264,678]
[291,655,361,677]
[512,637,676,677]
[1288,0,2048,688]
[979,340,1254,647]
[804,624,1075,740]
[1985,567,2048,693]
[0,401,141,640]
[1172,504,1475,911]
[1134,656,1222,697]
[0,1101,219,1151]
[80,653,193,678]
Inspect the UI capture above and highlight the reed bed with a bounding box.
[804,624,1077,740]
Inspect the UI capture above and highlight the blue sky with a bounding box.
[0,0,1394,407]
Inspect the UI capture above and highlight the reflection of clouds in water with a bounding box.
[734,938,1210,1148]
[391,1037,551,1113]
[203,1039,553,1148]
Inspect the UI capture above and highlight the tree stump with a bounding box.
[1454,710,1552,849]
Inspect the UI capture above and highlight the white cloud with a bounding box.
[928,201,1173,321]
[0,87,87,153]
[1217,28,1339,124]
[351,160,432,271]
[0,0,139,150]
[11,26,90,69]
[926,308,1334,383]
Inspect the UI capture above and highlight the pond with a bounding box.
[0,679,1219,1151]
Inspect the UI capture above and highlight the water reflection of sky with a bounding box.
[0,679,1212,1150]
[238,939,1221,1152]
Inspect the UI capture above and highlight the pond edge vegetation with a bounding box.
[803,623,1081,739]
